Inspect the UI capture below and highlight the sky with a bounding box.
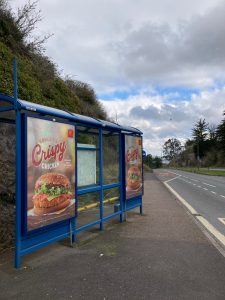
[10,0,225,156]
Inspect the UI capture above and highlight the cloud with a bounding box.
[114,2,225,88]
[101,86,225,155]
[10,0,225,91]
[9,0,225,155]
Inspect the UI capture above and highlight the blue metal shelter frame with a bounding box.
[0,59,143,268]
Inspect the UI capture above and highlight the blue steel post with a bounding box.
[73,125,78,243]
[140,136,143,215]
[15,111,22,268]
[123,134,127,220]
[13,58,18,103]
[99,127,104,230]
[119,132,123,223]
[14,58,22,268]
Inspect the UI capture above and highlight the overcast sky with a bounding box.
[10,0,225,155]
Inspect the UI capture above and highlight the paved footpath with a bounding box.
[1,173,225,299]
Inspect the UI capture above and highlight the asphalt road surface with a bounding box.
[155,169,225,241]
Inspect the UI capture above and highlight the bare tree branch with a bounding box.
[14,0,52,53]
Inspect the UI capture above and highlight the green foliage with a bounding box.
[217,111,225,152]
[35,184,71,196]
[192,118,208,142]
[143,164,152,172]
[65,79,107,119]
[176,167,225,177]
[144,154,162,169]
[169,113,225,168]
[0,1,107,119]
[163,138,182,162]
[192,118,209,159]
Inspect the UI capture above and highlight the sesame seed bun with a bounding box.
[35,173,71,189]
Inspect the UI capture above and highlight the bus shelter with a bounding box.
[0,74,143,269]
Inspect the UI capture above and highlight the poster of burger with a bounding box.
[125,135,143,200]
[27,117,75,231]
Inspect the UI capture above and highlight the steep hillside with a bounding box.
[0,1,107,119]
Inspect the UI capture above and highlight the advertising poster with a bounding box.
[27,117,75,231]
[125,135,143,200]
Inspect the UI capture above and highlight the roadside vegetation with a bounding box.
[0,0,107,119]
[162,116,225,170]
[143,154,162,170]
[175,167,225,177]
[143,164,152,172]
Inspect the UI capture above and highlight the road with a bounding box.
[155,169,225,242]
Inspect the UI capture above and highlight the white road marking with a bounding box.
[163,182,198,215]
[211,191,217,195]
[220,195,225,199]
[196,216,225,247]
[164,182,225,248]
[202,182,216,188]
[197,185,201,188]
[203,188,208,191]
[165,175,181,183]
[218,218,225,226]
[167,171,180,176]
[193,183,197,186]
[190,178,198,182]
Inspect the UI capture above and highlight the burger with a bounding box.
[33,173,72,215]
[127,166,142,190]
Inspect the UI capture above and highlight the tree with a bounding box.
[217,111,225,153]
[144,154,153,168]
[0,0,52,54]
[15,0,52,53]
[192,118,208,160]
[152,156,162,168]
[192,118,208,141]
[208,124,217,141]
[143,154,162,169]
[163,138,182,162]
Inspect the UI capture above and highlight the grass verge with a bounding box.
[143,164,152,172]
[176,167,225,177]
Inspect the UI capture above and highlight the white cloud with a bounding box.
[9,0,225,156]
[10,0,225,90]
[101,86,225,155]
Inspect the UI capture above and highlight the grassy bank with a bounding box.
[143,164,153,172]
[175,167,225,177]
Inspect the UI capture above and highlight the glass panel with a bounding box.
[77,126,100,187]
[0,110,15,120]
[77,126,99,147]
[103,187,120,217]
[103,132,119,184]
[77,149,99,187]
[77,191,100,228]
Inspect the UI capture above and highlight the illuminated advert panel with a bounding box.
[27,117,75,231]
